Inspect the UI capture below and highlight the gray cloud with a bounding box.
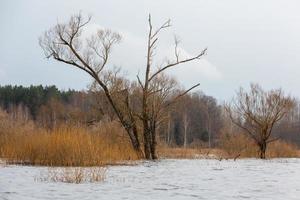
[1,0,300,100]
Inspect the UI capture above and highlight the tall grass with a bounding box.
[1,107,299,165]
[158,146,225,159]
[0,123,138,166]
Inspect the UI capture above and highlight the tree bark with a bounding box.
[127,128,144,159]
[143,127,152,159]
[150,122,158,159]
[259,140,267,159]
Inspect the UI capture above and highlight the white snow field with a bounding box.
[1,159,300,200]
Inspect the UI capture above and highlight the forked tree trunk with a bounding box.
[150,137,157,159]
[259,140,267,159]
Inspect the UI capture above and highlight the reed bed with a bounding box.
[0,124,138,166]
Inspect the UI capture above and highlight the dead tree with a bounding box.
[39,13,143,158]
[137,15,207,159]
[40,13,206,160]
[225,83,295,159]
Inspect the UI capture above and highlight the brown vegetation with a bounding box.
[0,118,138,166]
[219,132,299,159]
[158,146,225,159]
[0,99,299,167]
[39,167,107,183]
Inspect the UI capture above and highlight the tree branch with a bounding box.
[149,48,207,82]
[164,83,200,108]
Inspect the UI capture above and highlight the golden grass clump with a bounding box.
[267,140,299,158]
[0,122,139,166]
[158,146,225,159]
[219,133,257,158]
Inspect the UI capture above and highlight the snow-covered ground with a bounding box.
[1,159,300,200]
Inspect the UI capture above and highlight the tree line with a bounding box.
[0,84,223,147]
[1,83,300,159]
[0,85,76,119]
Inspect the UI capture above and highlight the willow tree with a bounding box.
[39,14,143,158]
[39,13,206,159]
[225,84,295,159]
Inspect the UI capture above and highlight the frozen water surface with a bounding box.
[1,159,300,200]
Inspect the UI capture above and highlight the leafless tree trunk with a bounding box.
[183,112,189,148]
[225,83,295,159]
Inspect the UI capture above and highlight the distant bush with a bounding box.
[219,132,299,158]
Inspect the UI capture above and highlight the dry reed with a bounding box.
[0,123,138,166]
[158,146,225,159]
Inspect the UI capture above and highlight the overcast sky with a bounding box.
[1,0,300,101]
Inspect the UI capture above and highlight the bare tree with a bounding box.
[39,13,143,158]
[225,83,295,159]
[40,13,206,160]
[136,14,207,159]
